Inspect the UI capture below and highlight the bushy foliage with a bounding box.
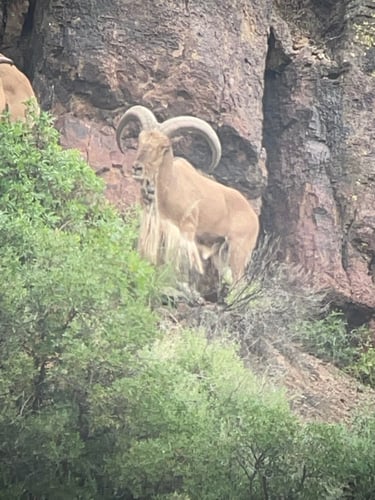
[296,312,362,367]
[295,311,375,385]
[99,331,375,499]
[1,114,375,499]
[0,113,160,497]
[345,413,375,498]
[350,346,375,388]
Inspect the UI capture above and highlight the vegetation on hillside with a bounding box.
[1,113,375,499]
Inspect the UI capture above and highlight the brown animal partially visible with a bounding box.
[116,106,259,287]
[0,54,39,121]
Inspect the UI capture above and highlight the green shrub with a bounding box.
[102,330,350,499]
[345,414,375,498]
[0,113,160,497]
[296,312,369,368]
[350,347,375,388]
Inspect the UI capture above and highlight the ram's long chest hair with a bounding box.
[137,184,204,275]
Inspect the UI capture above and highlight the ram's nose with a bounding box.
[132,161,143,180]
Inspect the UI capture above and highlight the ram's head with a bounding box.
[116,105,221,182]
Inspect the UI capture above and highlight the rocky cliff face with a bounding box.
[263,0,375,323]
[1,0,374,322]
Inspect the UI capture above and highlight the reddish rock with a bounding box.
[263,2,375,312]
[56,114,140,208]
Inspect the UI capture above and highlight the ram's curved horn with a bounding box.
[0,54,14,65]
[116,105,158,152]
[159,116,222,171]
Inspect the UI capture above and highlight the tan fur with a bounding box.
[134,129,259,284]
[0,55,39,121]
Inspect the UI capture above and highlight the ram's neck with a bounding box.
[155,150,177,213]
[156,150,175,186]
